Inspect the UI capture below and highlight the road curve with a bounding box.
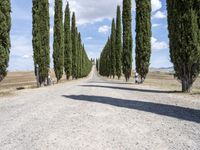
[0,67,200,150]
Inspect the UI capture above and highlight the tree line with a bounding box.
[0,0,92,86]
[99,1,134,81]
[33,0,92,85]
[98,0,200,93]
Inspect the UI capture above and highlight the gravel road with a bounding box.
[0,67,200,150]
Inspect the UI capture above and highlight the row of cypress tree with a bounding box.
[32,0,92,85]
[99,6,123,79]
[99,0,200,92]
[0,0,11,82]
[99,0,133,81]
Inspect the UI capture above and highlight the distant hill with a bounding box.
[150,67,174,73]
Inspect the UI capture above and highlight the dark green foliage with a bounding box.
[110,19,116,78]
[195,0,200,28]
[53,0,64,82]
[71,12,77,79]
[77,32,82,78]
[115,6,122,79]
[69,12,92,79]
[79,42,83,77]
[81,45,92,77]
[99,7,123,79]
[167,0,200,92]
[32,0,50,85]
[99,38,111,77]
[96,59,99,72]
[135,0,151,83]
[0,0,11,82]
[122,0,133,81]
[64,2,72,80]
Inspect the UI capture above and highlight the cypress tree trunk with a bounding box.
[0,0,11,82]
[135,0,151,83]
[32,0,50,86]
[64,2,72,80]
[116,6,122,79]
[53,0,64,82]
[71,12,77,79]
[167,0,200,92]
[122,0,133,81]
[111,19,116,78]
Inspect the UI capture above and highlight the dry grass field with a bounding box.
[0,70,67,96]
[145,72,200,94]
[100,71,200,95]
[0,70,200,97]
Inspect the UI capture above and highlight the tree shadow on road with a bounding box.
[62,95,200,123]
[80,85,180,94]
[88,81,134,85]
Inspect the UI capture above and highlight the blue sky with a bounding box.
[9,0,172,71]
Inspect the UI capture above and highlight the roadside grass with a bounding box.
[100,71,200,94]
[1,69,200,97]
[0,91,14,97]
[145,72,200,94]
[0,68,93,97]
[0,70,67,96]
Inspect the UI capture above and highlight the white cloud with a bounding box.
[85,44,104,59]
[152,23,162,27]
[151,37,168,51]
[152,11,166,19]
[151,0,162,12]
[48,0,163,25]
[22,55,31,59]
[9,34,34,71]
[98,25,110,34]
[50,0,135,25]
[49,6,54,17]
[85,37,93,40]
[50,27,54,34]
[10,35,33,57]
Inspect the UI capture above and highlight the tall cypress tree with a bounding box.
[53,0,64,82]
[64,2,72,80]
[111,19,116,78]
[115,6,122,79]
[96,59,99,72]
[77,32,82,78]
[167,0,200,92]
[122,0,133,81]
[32,0,50,85]
[99,37,111,77]
[135,0,151,83]
[71,12,77,79]
[75,27,79,78]
[82,44,85,76]
[0,0,11,82]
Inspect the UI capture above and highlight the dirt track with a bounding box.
[0,67,200,150]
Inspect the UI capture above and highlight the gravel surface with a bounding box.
[0,67,200,150]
